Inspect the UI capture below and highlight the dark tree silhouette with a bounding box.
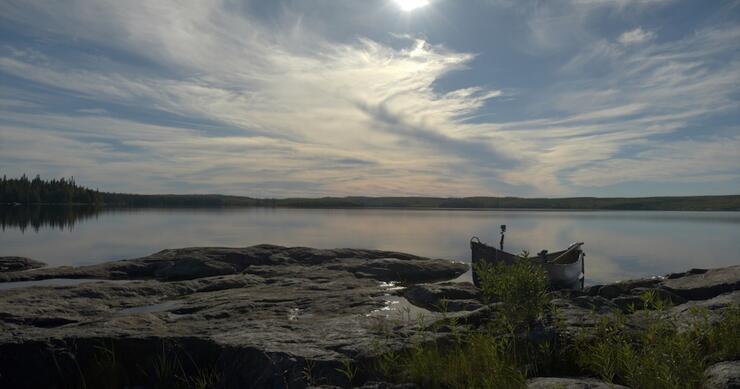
[1,175,738,210]
[1,175,102,205]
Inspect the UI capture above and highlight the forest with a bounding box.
[0,175,103,205]
[2,175,739,211]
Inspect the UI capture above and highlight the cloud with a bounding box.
[510,0,671,51]
[0,0,738,196]
[469,23,740,193]
[567,136,740,186]
[618,27,656,45]
[0,1,510,196]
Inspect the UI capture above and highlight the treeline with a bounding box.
[100,193,267,207]
[273,195,740,211]
[99,194,740,211]
[1,175,102,205]
[2,176,739,210]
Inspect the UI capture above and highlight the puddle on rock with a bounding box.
[366,280,431,321]
[118,300,183,314]
[378,281,405,291]
[0,278,130,291]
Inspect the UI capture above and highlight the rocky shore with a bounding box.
[0,247,738,388]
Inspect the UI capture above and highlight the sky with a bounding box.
[1,0,739,197]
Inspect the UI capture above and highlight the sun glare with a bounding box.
[394,0,430,12]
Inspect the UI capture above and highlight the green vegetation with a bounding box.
[374,259,558,388]
[1,175,102,205]
[2,175,739,210]
[100,193,264,207]
[375,262,740,389]
[476,255,550,329]
[576,296,740,389]
[54,340,222,389]
[294,195,740,211]
[378,332,526,388]
[258,195,740,211]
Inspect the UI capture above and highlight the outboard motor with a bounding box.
[499,224,506,250]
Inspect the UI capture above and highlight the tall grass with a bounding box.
[576,292,740,389]
[375,257,552,388]
[57,340,222,389]
[373,318,529,389]
[475,254,550,330]
[375,260,740,389]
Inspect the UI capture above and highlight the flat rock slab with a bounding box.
[402,282,482,312]
[0,245,467,388]
[704,361,740,389]
[0,256,45,272]
[668,290,740,328]
[527,377,629,388]
[579,264,740,322]
[662,265,740,300]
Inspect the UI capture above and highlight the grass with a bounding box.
[374,256,553,388]
[576,295,740,389]
[54,340,222,389]
[386,332,526,388]
[476,253,550,330]
[335,358,359,386]
[374,259,740,389]
[145,341,222,389]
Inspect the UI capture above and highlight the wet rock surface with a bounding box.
[0,245,467,388]
[0,256,45,272]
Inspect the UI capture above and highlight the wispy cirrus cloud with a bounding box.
[618,27,655,45]
[465,14,740,194]
[0,0,738,196]
[0,0,511,196]
[568,135,740,186]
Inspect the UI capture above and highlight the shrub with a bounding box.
[377,259,740,389]
[475,254,550,329]
[576,299,740,389]
[374,256,557,388]
[379,332,525,389]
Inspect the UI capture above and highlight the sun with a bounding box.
[394,0,430,12]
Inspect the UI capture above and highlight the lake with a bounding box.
[1,206,739,284]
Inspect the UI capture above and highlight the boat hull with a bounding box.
[471,240,584,290]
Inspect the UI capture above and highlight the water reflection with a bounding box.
[0,207,738,284]
[0,205,102,232]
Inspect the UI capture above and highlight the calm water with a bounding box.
[1,207,739,284]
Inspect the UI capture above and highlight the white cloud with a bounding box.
[0,0,510,196]
[567,136,740,186]
[618,27,656,45]
[466,24,740,193]
[0,0,738,196]
[516,0,670,51]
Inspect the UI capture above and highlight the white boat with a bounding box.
[470,233,585,290]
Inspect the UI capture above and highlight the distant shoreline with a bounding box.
[3,197,740,212]
[2,177,739,211]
